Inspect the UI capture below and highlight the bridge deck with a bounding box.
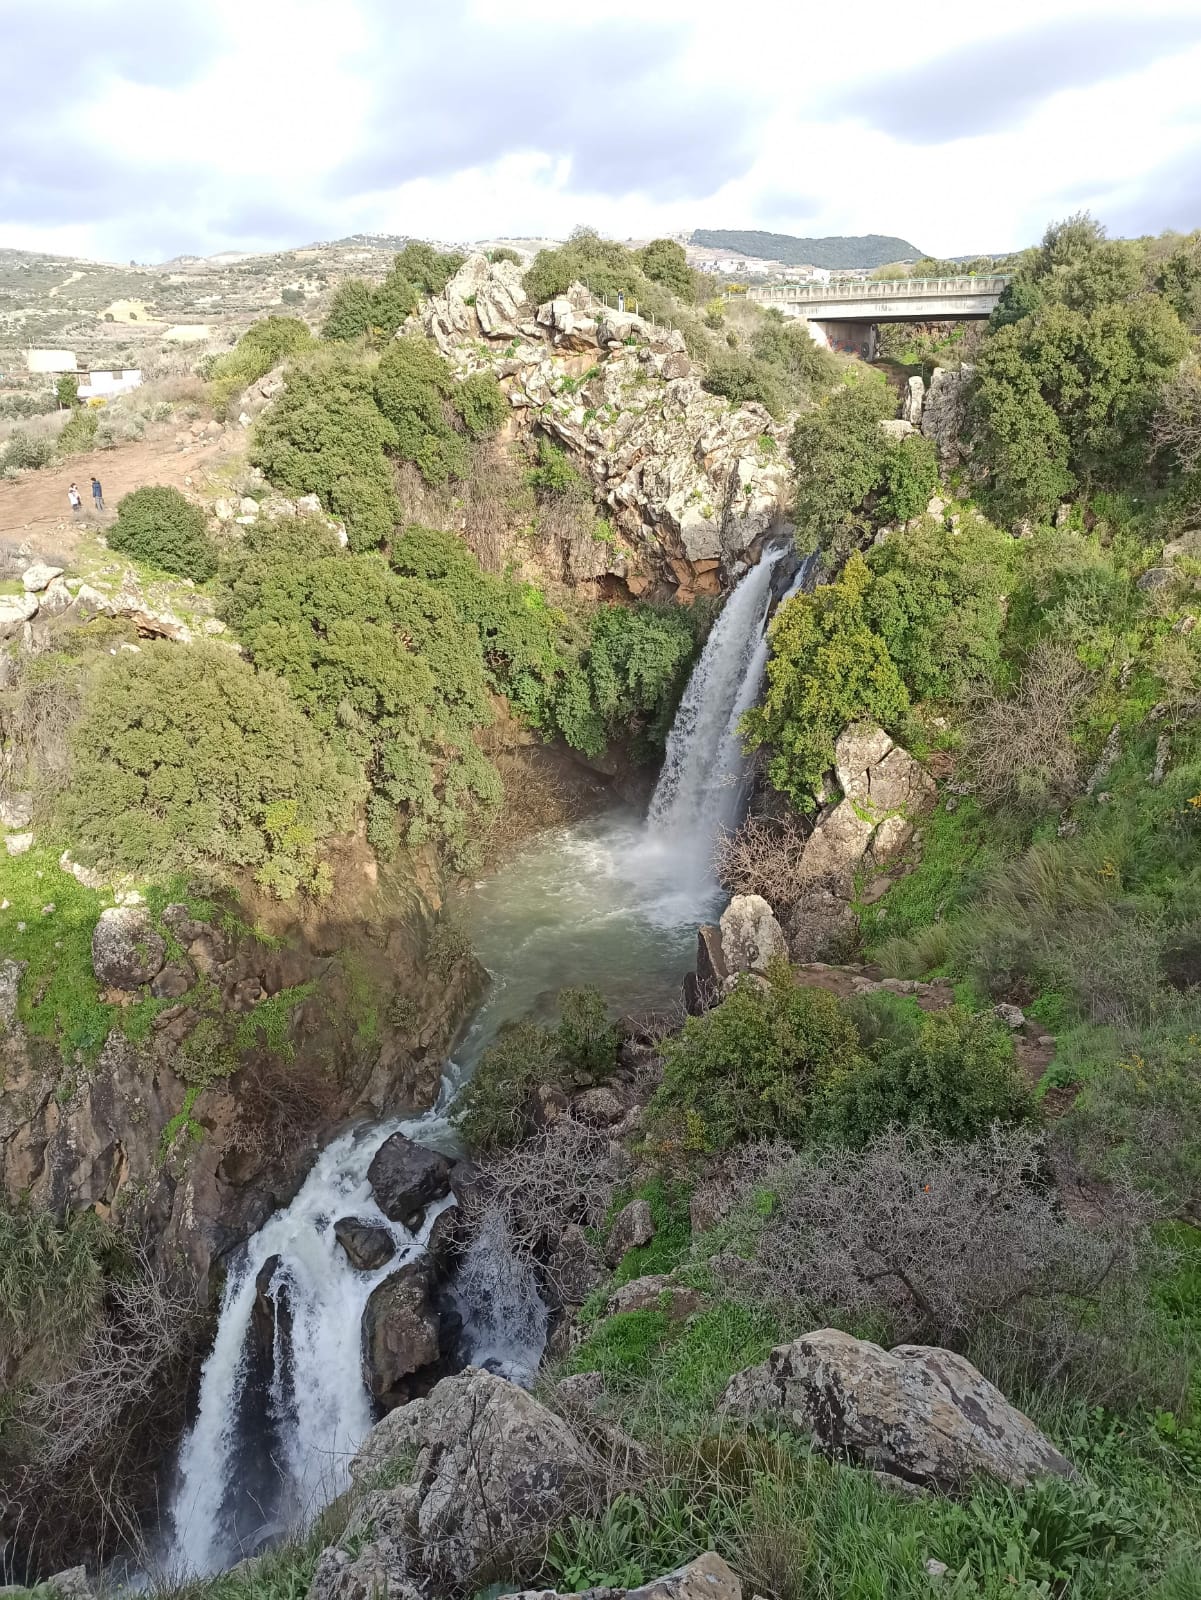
[743,275,1009,323]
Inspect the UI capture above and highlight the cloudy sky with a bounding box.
[3,0,1200,263]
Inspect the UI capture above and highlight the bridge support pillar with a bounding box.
[813,320,877,360]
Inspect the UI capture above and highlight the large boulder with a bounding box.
[347,1366,599,1585]
[721,1328,1075,1492]
[718,895,787,976]
[335,1217,397,1272]
[367,1133,452,1228]
[799,724,935,889]
[499,1552,741,1600]
[361,1258,441,1406]
[605,1198,654,1266]
[91,906,166,989]
[0,593,39,639]
[22,562,64,593]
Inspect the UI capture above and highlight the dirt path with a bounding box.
[0,430,236,564]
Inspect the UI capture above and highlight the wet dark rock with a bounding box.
[335,1217,397,1272]
[367,1133,452,1228]
[361,1258,441,1407]
[251,1254,292,1359]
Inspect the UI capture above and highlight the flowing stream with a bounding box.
[165,548,799,1577]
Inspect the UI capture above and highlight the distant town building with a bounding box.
[25,348,78,374]
[77,368,143,400]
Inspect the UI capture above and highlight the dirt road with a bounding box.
[0,431,234,564]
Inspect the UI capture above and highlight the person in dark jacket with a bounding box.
[90,475,104,511]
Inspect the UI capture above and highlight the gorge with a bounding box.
[164,544,800,1578]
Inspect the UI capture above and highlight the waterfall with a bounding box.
[163,546,805,1579]
[167,1118,452,1577]
[645,547,802,892]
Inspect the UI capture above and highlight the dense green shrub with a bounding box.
[526,436,587,498]
[788,380,898,547]
[864,514,1013,699]
[748,313,840,402]
[742,554,909,808]
[651,966,864,1151]
[208,315,312,414]
[323,278,377,342]
[455,370,509,437]
[524,227,645,307]
[55,407,99,457]
[701,352,787,417]
[971,222,1190,525]
[0,430,56,472]
[107,485,217,580]
[221,522,499,863]
[374,338,468,484]
[819,999,1034,1146]
[454,986,619,1152]
[580,601,700,754]
[878,432,938,523]
[251,345,400,550]
[59,642,356,895]
[636,238,697,300]
[55,373,79,408]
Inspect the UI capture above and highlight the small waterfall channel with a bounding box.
[165,547,805,1577]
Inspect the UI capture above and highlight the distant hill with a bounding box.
[691,230,923,270]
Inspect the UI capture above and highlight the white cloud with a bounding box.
[1,0,1199,261]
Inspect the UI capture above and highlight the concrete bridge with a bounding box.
[743,275,1009,358]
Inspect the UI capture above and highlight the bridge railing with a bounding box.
[745,275,1010,303]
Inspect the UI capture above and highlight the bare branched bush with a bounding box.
[3,1249,204,1571]
[713,816,809,921]
[1150,366,1201,475]
[225,1054,341,1165]
[722,1126,1149,1376]
[963,640,1092,811]
[464,1120,621,1302]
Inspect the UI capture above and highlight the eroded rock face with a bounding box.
[91,907,167,989]
[361,1258,441,1406]
[368,1134,453,1228]
[420,255,793,593]
[921,365,973,469]
[347,1366,599,1585]
[721,1328,1075,1491]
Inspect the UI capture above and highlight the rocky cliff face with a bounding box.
[0,854,481,1300]
[421,256,794,601]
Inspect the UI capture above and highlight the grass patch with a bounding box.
[607,1176,693,1286]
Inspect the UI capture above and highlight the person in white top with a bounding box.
[68,482,82,515]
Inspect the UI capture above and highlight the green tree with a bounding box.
[789,381,897,547]
[879,433,938,524]
[742,553,909,807]
[651,967,864,1151]
[453,370,508,439]
[251,345,400,550]
[323,279,376,342]
[208,315,312,414]
[864,515,1012,700]
[373,337,467,484]
[818,1002,1033,1147]
[55,373,79,409]
[637,238,695,300]
[59,642,356,895]
[107,485,217,581]
[524,227,643,306]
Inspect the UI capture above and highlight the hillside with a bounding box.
[691,228,923,268]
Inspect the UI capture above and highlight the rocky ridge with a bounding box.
[420,255,794,599]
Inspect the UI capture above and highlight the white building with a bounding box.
[77,368,143,400]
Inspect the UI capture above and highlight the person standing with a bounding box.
[90,475,104,511]
[68,482,82,515]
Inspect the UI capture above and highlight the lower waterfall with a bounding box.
[164,547,802,1576]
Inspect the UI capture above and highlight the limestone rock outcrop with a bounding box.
[718,894,788,976]
[721,1328,1074,1491]
[419,255,793,593]
[500,1552,742,1600]
[347,1366,600,1585]
[787,723,935,961]
[921,365,974,469]
[91,906,166,989]
[605,1197,654,1265]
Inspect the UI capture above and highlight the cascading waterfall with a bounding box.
[164,547,803,1578]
